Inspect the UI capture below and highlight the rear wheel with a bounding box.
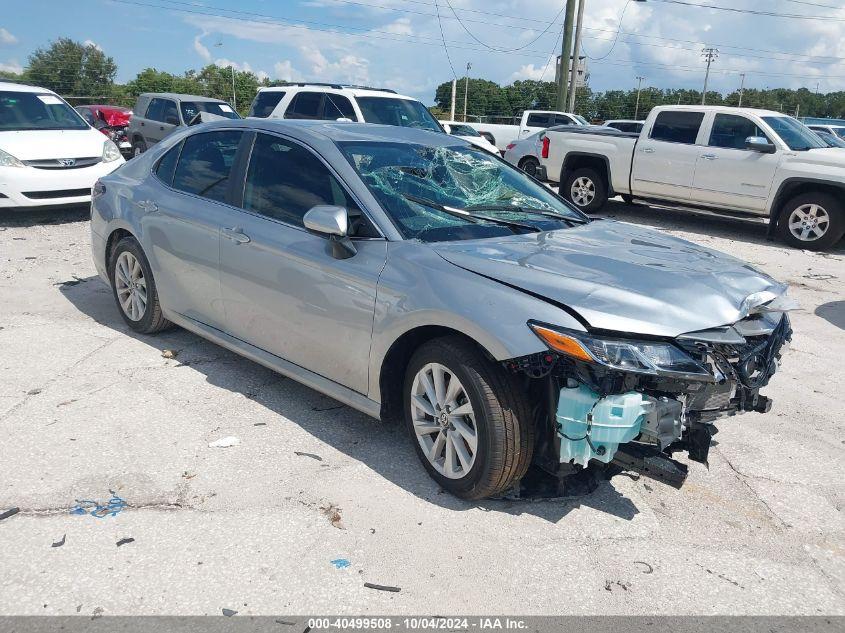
[563,167,608,213]
[777,192,844,251]
[109,236,172,334]
[403,336,533,500]
[519,156,541,178]
[132,137,147,157]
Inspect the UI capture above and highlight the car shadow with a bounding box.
[815,300,845,330]
[59,275,640,523]
[0,204,90,228]
[596,199,845,253]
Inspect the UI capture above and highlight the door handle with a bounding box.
[222,226,251,244]
[137,199,158,213]
[640,147,655,154]
[701,153,717,160]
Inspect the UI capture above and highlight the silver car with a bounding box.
[90,119,793,499]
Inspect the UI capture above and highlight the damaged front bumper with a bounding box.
[508,312,792,488]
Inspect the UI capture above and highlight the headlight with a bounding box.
[102,139,121,162]
[0,148,24,168]
[528,322,712,379]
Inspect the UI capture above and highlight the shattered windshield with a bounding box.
[339,141,586,242]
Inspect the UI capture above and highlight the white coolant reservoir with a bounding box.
[556,384,652,466]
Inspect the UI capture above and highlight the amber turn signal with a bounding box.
[529,324,594,362]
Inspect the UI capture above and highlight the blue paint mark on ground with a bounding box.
[70,492,127,518]
[330,559,351,569]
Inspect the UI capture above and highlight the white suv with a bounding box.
[0,81,124,209]
[247,83,443,132]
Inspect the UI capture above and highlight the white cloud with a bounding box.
[83,39,103,51]
[274,60,302,82]
[0,59,23,74]
[0,28,17,45]
[300,45,370,84]
[194,34,211,61]
[383,17,413,36]
[508,63,553,82]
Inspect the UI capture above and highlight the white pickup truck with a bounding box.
[541,105,845,250]
[463,110,588,152]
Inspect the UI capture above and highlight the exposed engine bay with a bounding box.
[506,311,792,490]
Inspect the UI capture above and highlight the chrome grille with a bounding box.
[23,157,102,170]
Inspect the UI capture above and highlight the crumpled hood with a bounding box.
[0,129,106,161]
[433,220,786,337]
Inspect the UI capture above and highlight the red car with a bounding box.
[75,105,133,157]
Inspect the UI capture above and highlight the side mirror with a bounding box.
[303,205,357,259]
[745,136,776,154]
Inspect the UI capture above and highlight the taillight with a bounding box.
[541,135,550,158]
[505,143,516,151]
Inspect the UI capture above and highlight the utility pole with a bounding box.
[231,66,237,112]
[558,0,577,111]
[634,76,645,120]
[462,62,471,122]
[450,78,456,121]
[738,72,746,107]
[568,0,586,113]
[701,47,718,105]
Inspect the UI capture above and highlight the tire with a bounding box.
[109,236,172,334]
[403,336,534,500]
[776,192,844,251]
[132,137,147,157]
[563,167,608,213]
[519,156,541,177]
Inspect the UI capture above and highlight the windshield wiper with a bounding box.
[401,194,539,232]
[465,203,587,224]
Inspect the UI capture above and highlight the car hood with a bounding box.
[0,129,106,160]
[433,220,786,337]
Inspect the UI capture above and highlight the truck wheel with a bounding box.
[777,192,844,251]
[564,168,608,213]
[403,336,534,500]
[132,137,147,157]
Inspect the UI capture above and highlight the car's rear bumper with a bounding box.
[0,160,123,208]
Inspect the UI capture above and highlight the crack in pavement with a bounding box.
[717,448,790,530]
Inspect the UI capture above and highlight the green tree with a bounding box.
[26,38,117,102]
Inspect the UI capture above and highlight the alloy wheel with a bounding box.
[410,362,478,479]
[787,203,830,242]
[114,251,147,321]
[570,176,596,207]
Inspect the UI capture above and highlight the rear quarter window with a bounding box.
[249,91,285,117]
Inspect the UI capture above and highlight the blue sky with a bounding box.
[2,0,844,106]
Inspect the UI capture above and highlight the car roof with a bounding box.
[189,118,452,146]
[256,84,416,101]
[0,81,56,94]
[654,104,785,117]
[139,92,226,102]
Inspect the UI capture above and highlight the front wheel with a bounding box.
[403,337,534,500]
[777,192,844,251]
[563,167,608,213]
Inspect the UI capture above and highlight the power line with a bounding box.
[433,0,458,79]
[581,0,633,61]
[442,0,567,53]
[648,0,845,21]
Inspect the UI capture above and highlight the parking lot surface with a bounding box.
[0,201,843,615]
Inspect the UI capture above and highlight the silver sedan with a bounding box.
[90,119,792,499]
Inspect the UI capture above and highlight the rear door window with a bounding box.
[171,130,243,204]
[249,91,285,117]
[323,93,357,120]
[526,113,553,127]
[650,111,705,144]
[285,92,323,119]
[145,98,165,122]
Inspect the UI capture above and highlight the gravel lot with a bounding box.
[0,200,843,616]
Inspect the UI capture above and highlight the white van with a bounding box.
[0,81,124,209]
[247,83,444,132]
